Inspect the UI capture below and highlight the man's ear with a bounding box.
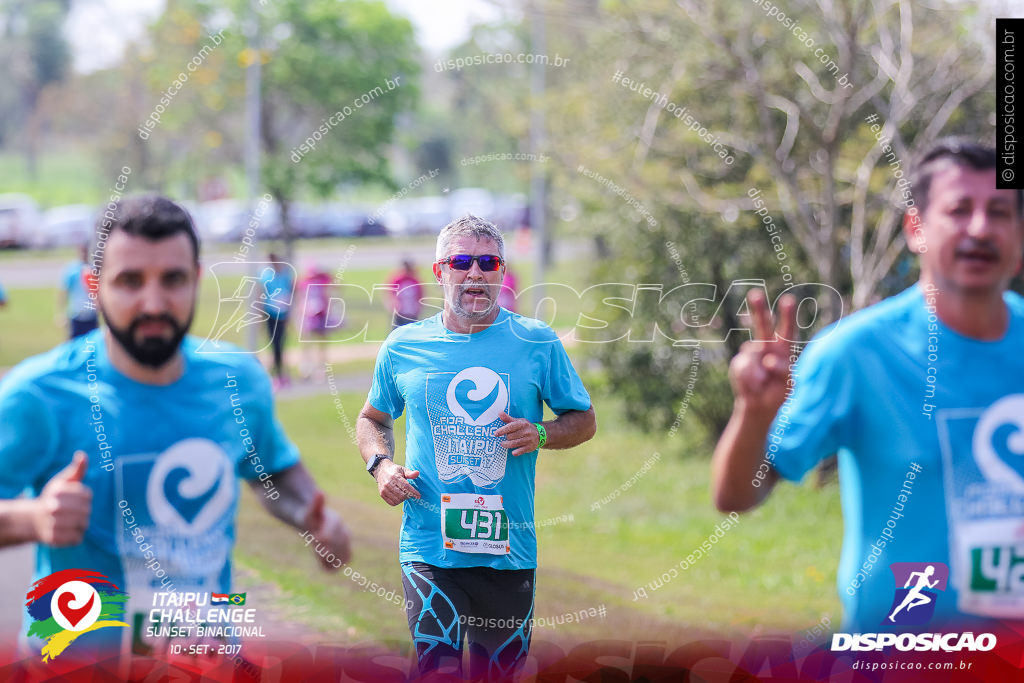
[902,207,926,254]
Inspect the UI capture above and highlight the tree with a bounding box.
[0,0,71,177]
[141,0,420,255]
[530,0,995,442]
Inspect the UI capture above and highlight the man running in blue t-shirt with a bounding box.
[356,215,597,681]
[59,243,100,339]
[259,255,293,388]
[712,140,1024,631]
[0,195,351,660]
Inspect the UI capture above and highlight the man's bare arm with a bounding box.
[711,404,779,512]
[357,401,419,507]
[495,405,597,457]
[248,462,318,527]
[356,401,395,467]
[248,462,351,569]
[711,291,795,513]
[541,406,597,449]
[0,499,43,547]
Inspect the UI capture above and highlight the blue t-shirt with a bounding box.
[368,309,591,570]
[770,284,1024,631]
[0,330,300,653]
[0,279,6,305]
[259,267,293,319]
[62,261,97,321]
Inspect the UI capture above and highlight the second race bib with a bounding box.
[939,396,1024,617]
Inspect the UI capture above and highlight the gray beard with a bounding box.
[448,282,499,321]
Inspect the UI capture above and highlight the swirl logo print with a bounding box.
[426,367,510,488]
[25,570,129,662]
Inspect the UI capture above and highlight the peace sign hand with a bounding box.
[728,290,798,415]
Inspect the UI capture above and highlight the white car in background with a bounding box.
[0,194,41,248]
[195,199,282,242]
[400,196,451,235]
[34,204,96,249]
[448,188,495,223]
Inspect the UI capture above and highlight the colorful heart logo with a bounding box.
[56,591,94,628]
[49,581,101,632]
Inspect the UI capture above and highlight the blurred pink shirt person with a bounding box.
[299,264,333,338]
[498,268,518,312]
[390,260,423,327]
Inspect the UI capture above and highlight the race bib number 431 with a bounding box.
[441,493,510,555]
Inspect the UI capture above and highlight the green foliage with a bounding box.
[130,0,420,221]
[537,0,996,445]
[0,0,70,157]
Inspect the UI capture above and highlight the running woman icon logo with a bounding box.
[884,562,949,626]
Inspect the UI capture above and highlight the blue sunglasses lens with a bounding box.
[477,256,502,271]
[448,255,502,271]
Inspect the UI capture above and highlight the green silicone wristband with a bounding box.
[535,423,547,449]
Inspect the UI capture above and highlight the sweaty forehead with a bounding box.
[444,235,499,257]
[103,230,195,274]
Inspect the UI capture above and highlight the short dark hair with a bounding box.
[91,195,199,271]
[912,138,1024,216]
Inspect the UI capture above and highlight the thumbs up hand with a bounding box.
[34,451,92,547]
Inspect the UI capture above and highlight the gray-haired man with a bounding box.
[356,215,597,680]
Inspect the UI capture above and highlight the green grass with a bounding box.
[233,387,843,646]
[0,150,107,208]
[0,287,67,367]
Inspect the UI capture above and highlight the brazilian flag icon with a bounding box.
[228,593,247,605]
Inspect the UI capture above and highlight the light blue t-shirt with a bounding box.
[62,261,97,321]
[259,267,293,320]
[368,308,591,570]
[770,284,1024,632]
[0,330,300,653]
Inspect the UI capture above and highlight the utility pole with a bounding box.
[529,0,548,310]
[244,0,262,352]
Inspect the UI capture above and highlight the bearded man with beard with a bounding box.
[0,195,350,663]
[356,214,596,682]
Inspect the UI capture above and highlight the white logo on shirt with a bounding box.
[973,394,1024,493]
[146,438,235,533]
[426,367,510,488]
[446,367,509,426]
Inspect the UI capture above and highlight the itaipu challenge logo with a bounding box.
[25,569,129,662]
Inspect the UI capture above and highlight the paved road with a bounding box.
[0,544,33,643]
